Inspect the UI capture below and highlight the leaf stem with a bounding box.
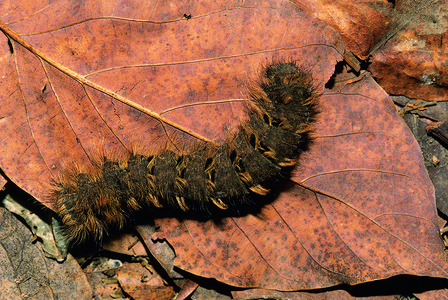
[0,20,217,145]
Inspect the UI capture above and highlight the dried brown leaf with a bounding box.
[151,75,448,291]
[368,0,447,100]
[0,207,92,299]
[0,0,343,209]
[0,0,445,297]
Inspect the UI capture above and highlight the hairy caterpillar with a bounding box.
[52,62,318,246]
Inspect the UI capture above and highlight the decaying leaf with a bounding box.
[0,0,343,209]
[0,207,92,299]
[0,0,447,298]
[151,74,448,292]
[368,0,447,100]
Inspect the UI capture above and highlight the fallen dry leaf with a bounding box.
[290,0,393,57]
[151,74,448,291]
[102,231,147,257]
[85,272,123,300]
[116,263,175,300]
[291,0,448,101]
[369,0,448,101]
[0,0,446,298]
[0,207,92,299]
[232,288,399,300]
[0,0,343,209]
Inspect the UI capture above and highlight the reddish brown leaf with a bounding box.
[368,0,448,101]
[0,0,445,296]
[290,0,393,57]
[116,263,175,300]
[0,0,343,210]
[290,1,448,101]
[416,289,448,300]
[102,232,147,256]
[152,75,448,290]
[136,225,181,281]
[176,279,199,300]
[232,289,400,300]
[0,174,6,190]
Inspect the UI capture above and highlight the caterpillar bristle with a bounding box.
[51,60,318,247]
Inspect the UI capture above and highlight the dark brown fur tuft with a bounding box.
[52,61,318,246]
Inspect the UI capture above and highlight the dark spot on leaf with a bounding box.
[7,39,13,54]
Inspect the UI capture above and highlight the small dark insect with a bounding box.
[183,13,192,20]
[7,38,14,54]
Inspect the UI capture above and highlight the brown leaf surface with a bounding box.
[369,0,448,101]
[232,289,400,300]
[0,174,6,190]
[116,263,175,300]
[290,0,392,57]
[85,272,123,299]
[0,207,92,299]
[152,74,448,290]
[0,0,446,296]
[291,0,448,101]
[102,232,147,256]
[0,0,343,210]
